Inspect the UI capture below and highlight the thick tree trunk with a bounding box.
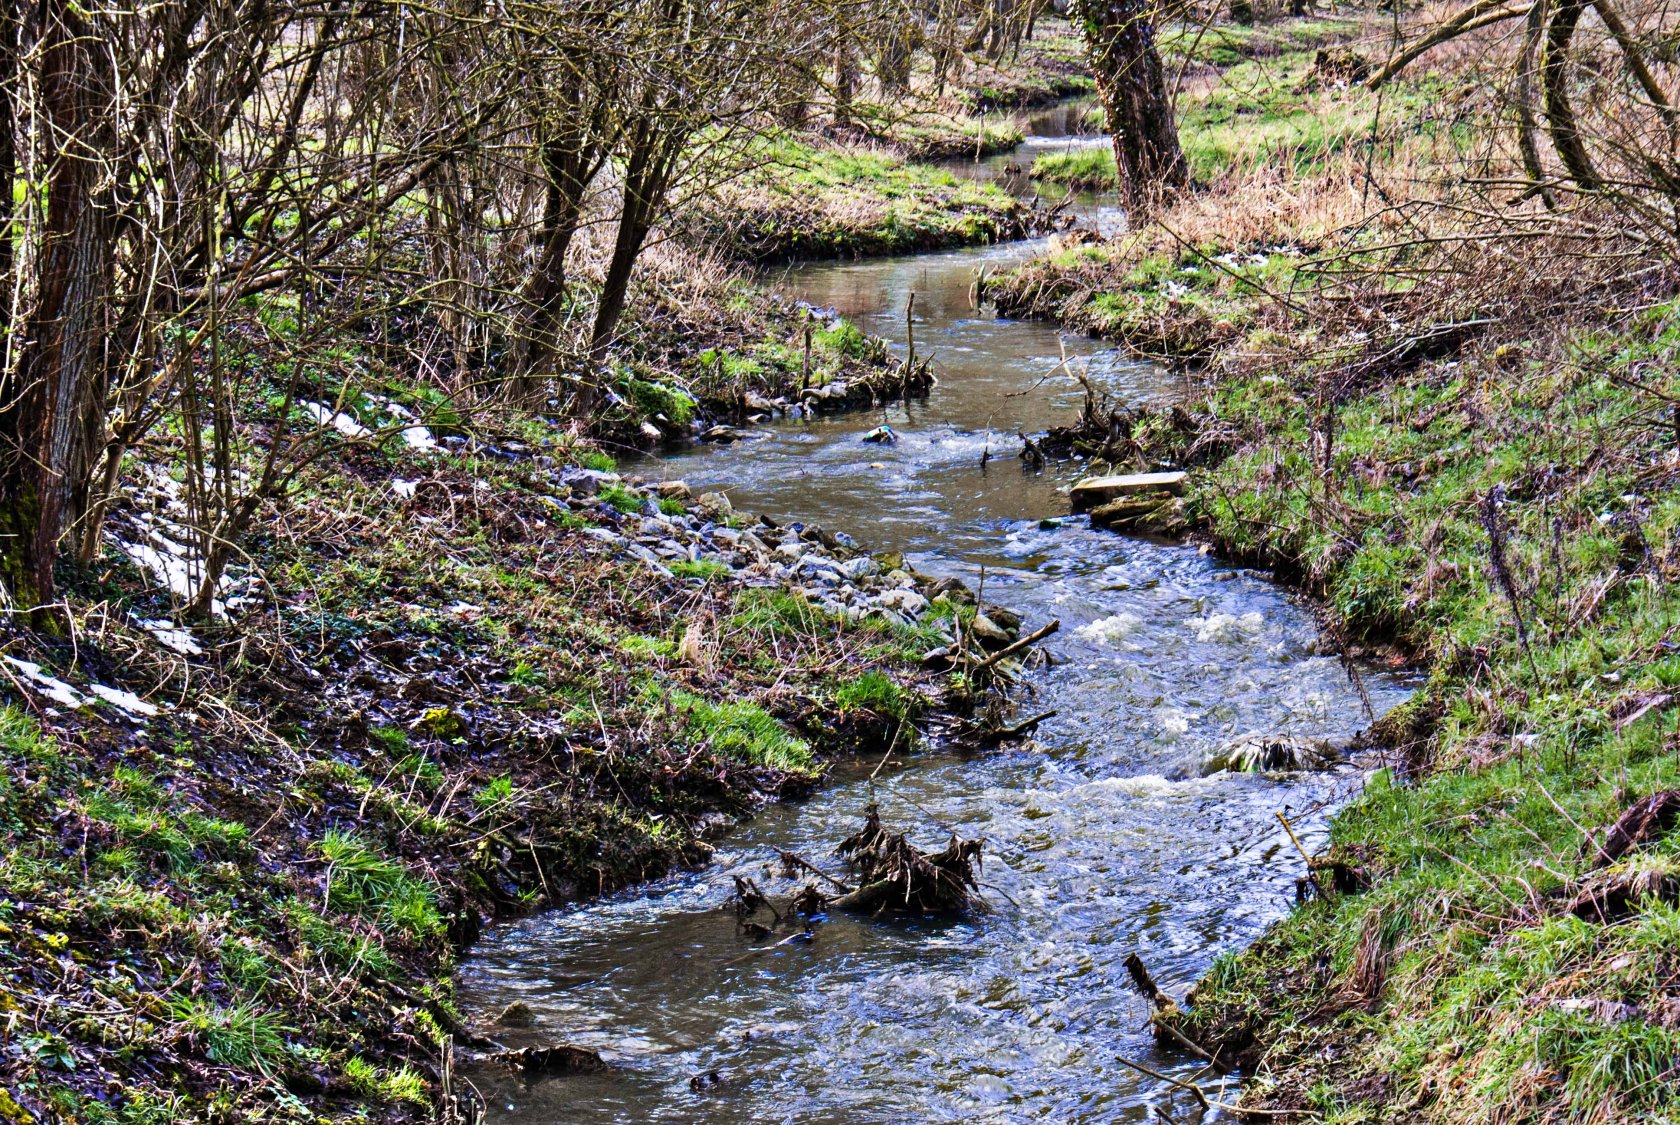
[0,1,116,612]
[1072,0,1189,213]
[833,39,857,129]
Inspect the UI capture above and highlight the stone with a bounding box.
[495,1001,536,1028]
[840,556,880,581]
[1069,472,1187,512]
[970,613,1012,647]
[878,588,928,616]
[1089,497,1167,529]
[656,480,692,499]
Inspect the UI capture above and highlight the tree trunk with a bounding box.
[833,38,857,129]
[0,1,116,612]
[511,119,601,397]
[1542,0,1601,190]
[587,125,678,412]
[1072,0,1189,213]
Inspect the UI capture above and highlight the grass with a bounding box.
[1141,222,1680,1125]
[833,670,912,721]
[317,829,443,941]
[1029,146,1116,189]
[691,133,1043,261]
[672,691,815,773]
[169,997,291,1070]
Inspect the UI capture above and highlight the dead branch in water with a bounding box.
[834,804,988,916]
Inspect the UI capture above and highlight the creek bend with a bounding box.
[457,123,1412,1123]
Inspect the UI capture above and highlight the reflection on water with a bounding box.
[458,101,1410,1125]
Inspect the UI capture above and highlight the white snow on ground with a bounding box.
[140,619,205,655]
[392,479,419,499]
[88,684,161,718]
[1,657,162,719]
[3,656,86,709]
[303,402,371,439]
[401,426,438,451]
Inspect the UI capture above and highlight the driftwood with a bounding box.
[1123,953,1229,1072]
[834,804,987,916]
[1592,789,1680,869]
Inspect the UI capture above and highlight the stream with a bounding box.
[456,106,1413,1124]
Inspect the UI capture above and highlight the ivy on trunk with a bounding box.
[1071,0,1189,213]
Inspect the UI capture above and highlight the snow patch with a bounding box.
[3,656,86,709]
[303,402,371,439]
[88,684,161,718]
[140,619,204,655]
[392,479,418,499]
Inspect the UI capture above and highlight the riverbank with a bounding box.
[994,18,1680,1123]
[681,134,1056,264]
[0,403,1040,1123]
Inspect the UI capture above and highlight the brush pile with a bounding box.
[828,804,988,916]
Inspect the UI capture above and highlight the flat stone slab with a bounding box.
[1070,472,1187,512]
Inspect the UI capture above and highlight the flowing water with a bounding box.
[457,109,1413,1124]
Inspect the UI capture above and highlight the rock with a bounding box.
[1203,734,1337,774]
[701,425,745,443]
[495,1001,536,1028]
[492,1044,607,1079]
[840,556,880,581]
[970,613,1012,648]
[697,492,733,517]
[1069,472,1187,512]
[982,604,1023,634]
[877,588,928,616]
[560,471,601,498]
[774,540,805,563]
[1089,496,1167,530]
[655,480,692,499]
